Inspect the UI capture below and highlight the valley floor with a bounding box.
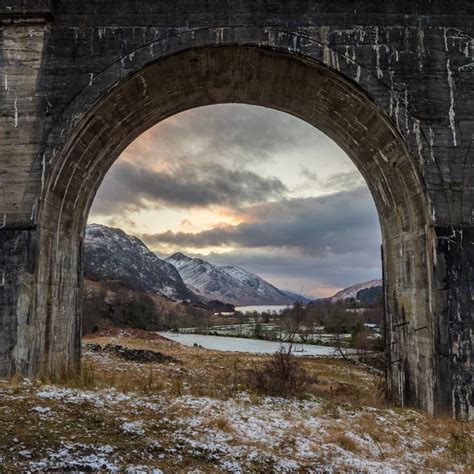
[0,329,472,472]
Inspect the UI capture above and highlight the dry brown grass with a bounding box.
[333,433,359,453]
[204,414,235,434]
[0,332,472,472]
[81,333,383,406]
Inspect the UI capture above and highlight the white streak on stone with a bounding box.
[417,28,424,71]
[446,59,457,146]
[355,65,361,83]
[30,200,36,221]
[377,182,389,207]
[216,27,224,43]
[373,26,383,79]
[331,50,340,70]
[41,153,46,192]
[413,119,423,162]
[320,26,331,66]
[404,86,410,135]
[89,73,94,86]
[394,97,400,130]
[463,40,470,57]
[389,70,395,116]
[344,45,350,64]
[13,94,18,128]
[443,28,449,52]
[4,74,18,126]
[429,125,436,162]
[139,75,148,98]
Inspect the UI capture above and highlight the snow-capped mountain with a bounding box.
[84,224,195,301]
[330,279,383,303]
[166,252,296,306]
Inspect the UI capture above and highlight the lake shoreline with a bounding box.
[166,327,349,349]
[158,331,358,357]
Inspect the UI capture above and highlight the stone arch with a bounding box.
[29,43,441,415]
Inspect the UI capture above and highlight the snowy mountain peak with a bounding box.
[166,252,297,306]
[84,225,311,307]
[84,224,195,301]
[168,252,190,262]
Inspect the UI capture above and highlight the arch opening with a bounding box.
[34,45,436,414]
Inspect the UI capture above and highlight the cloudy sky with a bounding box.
[89,104,382,297]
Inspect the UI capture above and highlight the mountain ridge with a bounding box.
[166,252,298,306]
[329,279,383,303]
[84,225,309,306]
[84,224,195,301]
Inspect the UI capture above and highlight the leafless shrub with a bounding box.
[246,347,315,398]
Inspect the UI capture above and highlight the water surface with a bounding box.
[236,304,291,314]
[158,332,347,357]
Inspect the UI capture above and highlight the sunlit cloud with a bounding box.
[142,188,380,257]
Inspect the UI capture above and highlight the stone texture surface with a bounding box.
[0,1,472,420]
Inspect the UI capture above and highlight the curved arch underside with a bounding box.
[47,46,429,237]
[9,45,470,420]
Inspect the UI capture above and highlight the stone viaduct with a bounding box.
[0,1,472,420]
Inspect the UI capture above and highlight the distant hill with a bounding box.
[166,252,299,306]
[356,286,383,305]
[330,279,383,304]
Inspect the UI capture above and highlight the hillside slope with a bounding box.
[84,224,195,301]
[166,252,295,306]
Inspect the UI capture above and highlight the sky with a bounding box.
[89,104,382,298]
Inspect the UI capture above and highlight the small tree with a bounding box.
[252,321,263,339]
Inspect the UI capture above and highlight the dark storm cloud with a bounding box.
[143,187,380,257]
[204,250,381,296]
[134,104,320,166]
[90,160,288,215]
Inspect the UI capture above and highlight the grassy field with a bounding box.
[0,328,472,472]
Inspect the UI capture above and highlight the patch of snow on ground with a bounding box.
[122,421,145,436]
[31,406,51,414]
[29,443,118,471]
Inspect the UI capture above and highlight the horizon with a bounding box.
[86,221,381,300]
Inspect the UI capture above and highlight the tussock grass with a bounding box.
[333,433,359,453]
[204,414,235,434]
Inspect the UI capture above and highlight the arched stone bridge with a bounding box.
[0,1,472,420]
